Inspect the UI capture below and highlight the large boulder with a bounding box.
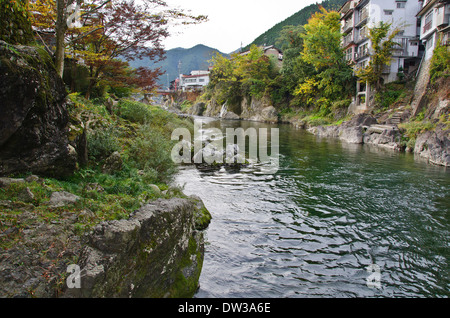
[64,197,210,298]
[363,125,404,151]
[414,124,450,167]
[0,41,76,177]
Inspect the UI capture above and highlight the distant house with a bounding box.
[416,0,450,61]
[240,45,283,66]
[179,70,210,91]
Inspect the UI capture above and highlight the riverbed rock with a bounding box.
[222,111,240,120]
[188,102,206,116]
[0,177,25,188]
[339,126,364,144]
[414,124,450,167]
[363,125,403,151]
[346,113,378,127]
[0,41,76,177]
[65,197,209,298]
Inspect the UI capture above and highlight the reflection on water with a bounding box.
[174,117,450,298]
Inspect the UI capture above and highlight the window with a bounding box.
[423,12,433,33]
[384,10,393,15]
[396,2,406,9]
[345,47,353,61]
[426,36,434,50]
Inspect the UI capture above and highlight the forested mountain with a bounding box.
[243,0,347,50]
[129,44,229,89]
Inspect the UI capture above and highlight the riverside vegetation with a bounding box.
[0,0,211,297]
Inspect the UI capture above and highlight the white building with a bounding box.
[416,0,450,61]
[179,70,210,91]
[340,0,422,110]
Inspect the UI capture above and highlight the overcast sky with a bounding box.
[162,0,317,53]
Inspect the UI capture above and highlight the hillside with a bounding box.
[243,0,347,50]
[129,44,229,89]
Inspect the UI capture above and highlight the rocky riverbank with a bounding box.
[0,175,211,298]
[174,99,449,168]
[0,41,211,298]
[298,113,449,167]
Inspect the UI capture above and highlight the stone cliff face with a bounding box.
[0,41,76,177]
[64,197,211,298]
[200,95,278,123]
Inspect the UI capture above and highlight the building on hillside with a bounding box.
[416,0,450,61]
[339,0,422,111]
[179,70,210,91]
[240,45,284,67]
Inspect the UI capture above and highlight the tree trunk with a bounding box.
[55,0,68,78]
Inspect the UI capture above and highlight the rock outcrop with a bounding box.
[64,197,211,298]
[414,124,450,167]
[308,114,378,145]
[202,96,279,123]
[363,125,403,151]
[0,41,76,177]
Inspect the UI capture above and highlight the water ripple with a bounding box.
[175,119,450,298]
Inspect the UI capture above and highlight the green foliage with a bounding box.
[0,0,34,44]
[399,121,436,149]
[430,41,450,83]
[292,8,355,112]
[87,127,121,161]
[126,124,178,183]
[356,22,401,90]
[208,45,276,105]
[116,99,154,124]
[374,82,407,110]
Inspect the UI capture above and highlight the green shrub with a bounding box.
[430,42,450,83]
[127,125,177,182]
[375,83,406,110]
[115,100,153,124]
[399,121,436,149]
[87,127,121,161]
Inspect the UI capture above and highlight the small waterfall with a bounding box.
[219,102,228,118]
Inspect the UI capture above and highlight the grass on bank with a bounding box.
[1,95,195,250]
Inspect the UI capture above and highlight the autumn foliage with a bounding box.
[28,0,207,98]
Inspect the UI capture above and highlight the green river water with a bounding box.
[175,117,449,298]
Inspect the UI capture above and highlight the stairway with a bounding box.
[388,112,403,125]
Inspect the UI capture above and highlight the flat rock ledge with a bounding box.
[305,114,449,167]
[63,197,210,298]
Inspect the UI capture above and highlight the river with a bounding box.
[174,117,450,298]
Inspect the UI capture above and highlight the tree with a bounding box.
[356,21,401,91]
[208,45,274,105]
[29,0,207,95]
[292,7,354,111]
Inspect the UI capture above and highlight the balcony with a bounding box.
[343,33,354,47]
[356,9,369,27]
[354,50,370,61]
[423,20,433,33]
[343,20,353,33]
[356,32,368,43]
[437,14,450,29]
